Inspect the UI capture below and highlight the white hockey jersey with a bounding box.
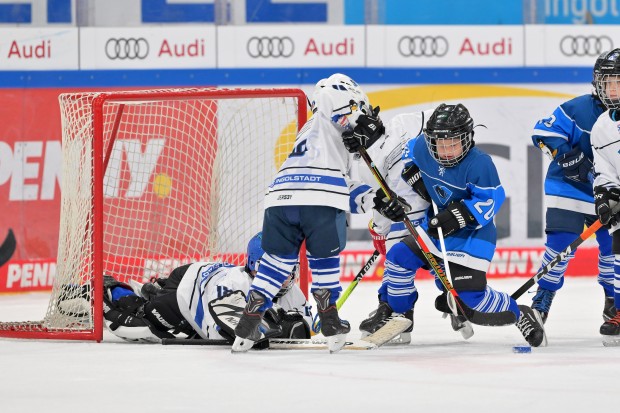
[264,88,372,212]
[357,110,433,248]
[591,109,620,233]
[176,262,312,340]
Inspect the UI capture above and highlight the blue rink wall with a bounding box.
[0,67,594,88]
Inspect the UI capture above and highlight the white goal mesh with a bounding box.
[0,87,307,340]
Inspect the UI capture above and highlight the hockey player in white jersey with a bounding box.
[589,49,620,344]
[232,74,375,353]
[102,233,312,344]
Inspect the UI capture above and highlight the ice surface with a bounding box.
[0,277,616,413]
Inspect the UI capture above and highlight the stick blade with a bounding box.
[0,229,16,267]
[361,315,412,347]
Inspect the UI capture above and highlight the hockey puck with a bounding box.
[512,345,532,353]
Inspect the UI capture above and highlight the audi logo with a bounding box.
[105,38,149,60]
[398,36,449,57]
[560,35,613,57]
[246,36,294,58]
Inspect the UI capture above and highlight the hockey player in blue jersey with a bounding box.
[529,51,616,325]
[360,103,546,347]
[232,74,376,353]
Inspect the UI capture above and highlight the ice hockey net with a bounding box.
[0,87,307,341]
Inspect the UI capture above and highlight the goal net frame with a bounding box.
[0,87,308,342]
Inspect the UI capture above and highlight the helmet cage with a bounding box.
[594,49,620,109]
[423,103,474,167]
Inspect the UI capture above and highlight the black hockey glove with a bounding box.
[557,147,593,183]
[427,201,475,238]
[373,187,412,222]
[594,186,620,228]
[342,106,385,153]
[401,163,431,203]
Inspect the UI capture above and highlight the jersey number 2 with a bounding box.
[473,198,495,221]
[289,139,307,157]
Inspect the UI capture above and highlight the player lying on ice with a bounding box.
[344,102,547,347]
[101,232,313,347]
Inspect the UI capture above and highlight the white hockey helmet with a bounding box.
[309,77,328,113]
[313,73,371,131]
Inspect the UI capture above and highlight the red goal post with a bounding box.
[0,87,308,341]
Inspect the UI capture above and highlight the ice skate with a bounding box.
[359,300,393,337]
[516,305,547,347]
[603,296,616,322]
[601,309,620,346]
[360,300,413,344]
[531,287,556,324]
[231,290,268,353]
[312,289,350,353]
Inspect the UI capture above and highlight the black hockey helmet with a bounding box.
[593,48,620,109]
[423,103,474,167]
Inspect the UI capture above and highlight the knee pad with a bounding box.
[450,263,487,292]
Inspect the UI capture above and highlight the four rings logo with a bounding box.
[105,38,150,60]
[398,36,448,57]
[560,35,613,57]
[247,36,294,58]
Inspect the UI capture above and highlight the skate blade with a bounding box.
[602,335,620,347]
[327,333,348,353]
[231,337,256,353]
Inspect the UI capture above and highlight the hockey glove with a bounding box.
[368,220,387,255]
[427,201,475,238]
[342,106,385,153]
[401,163,431,203]
[373,187,411,222]
[557,147,593,183]
[594,186,620,228]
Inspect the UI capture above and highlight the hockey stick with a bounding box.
[162,338,229,346]
[311,249,380,333]
[162,316,411,350]
[431,202,475,339]
[357,147,515,326]
[0,229,16,267]
[511,201,620,300]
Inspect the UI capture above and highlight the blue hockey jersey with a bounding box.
[403,136,505,272]
[532,94,605,214]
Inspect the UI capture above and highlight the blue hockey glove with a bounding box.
[557,147,593,183]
